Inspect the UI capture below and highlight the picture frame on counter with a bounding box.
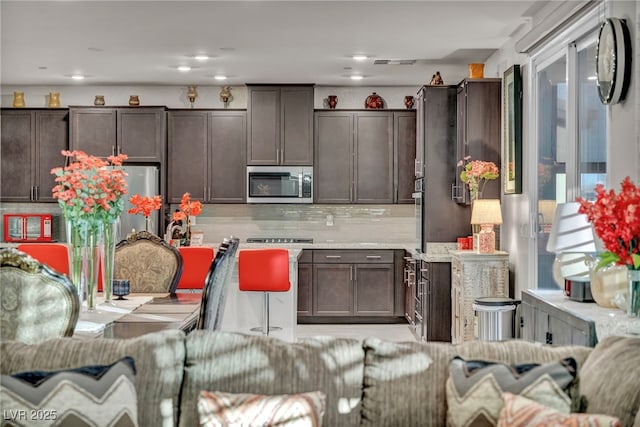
[503,64,522,194]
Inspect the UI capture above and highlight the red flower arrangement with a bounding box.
[172,193,203,241]
[128,194,162,232]
[172,192,203,222]
[128,194,162,218]
[577,177,640,271]
[51,150,128,225]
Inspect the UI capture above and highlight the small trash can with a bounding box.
[473,297,521,341]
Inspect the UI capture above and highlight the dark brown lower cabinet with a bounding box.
[314,264,354,316]
[298,249,403,323]
[420,261,452,342]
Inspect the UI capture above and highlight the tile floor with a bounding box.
[296,323,418,342]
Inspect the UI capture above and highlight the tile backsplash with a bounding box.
[2,202,415,245]
[169,204,415,244]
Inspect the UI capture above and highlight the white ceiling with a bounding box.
[1,0,541,87]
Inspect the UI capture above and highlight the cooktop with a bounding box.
[245,237,314,244]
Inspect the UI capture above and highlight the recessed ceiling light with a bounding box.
[38,66,48,70]
[71,74,85,80]
[214,75,227,81]
[587,75,597,80]
[178,66,191,72]
[194,55,210,61]
[350,75,364,80]
[353,55,368,61]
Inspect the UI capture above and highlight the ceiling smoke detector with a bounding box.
[374,59,416,65]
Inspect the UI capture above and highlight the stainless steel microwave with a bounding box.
[247,166,313,203]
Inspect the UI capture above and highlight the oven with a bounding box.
[247,166,313,203]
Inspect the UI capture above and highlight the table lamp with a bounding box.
[470,199,502,253]
[545,202,602,287]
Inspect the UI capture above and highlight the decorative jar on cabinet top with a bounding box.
[327,95,338,109]
[365,92,383,109]
[48,92,60,108]
[12,92,25,108]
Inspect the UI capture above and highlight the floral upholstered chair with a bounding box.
[114,231,183,294]
[0,249,79,344]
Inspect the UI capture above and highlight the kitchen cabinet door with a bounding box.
[354,112,394,203]
[247,85,313,165]
[424,262,452,342]
[70,107,165,162]
[1,110,35,201]
[354,263,395,316]
[313,264,353,316]
[117,108,165,162]
[314,112,353,203]
[167,111,208,202]
[36,111,69,202]
[247,87,279,165]
[455,79,502,204]
[280,86,313,165]
[209,111,246,203]
[297,263,313,317]
[70,108,116,157]
[1,109,68,202]
[394,112,416,204]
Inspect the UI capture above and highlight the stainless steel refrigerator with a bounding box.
[118,165,160,242]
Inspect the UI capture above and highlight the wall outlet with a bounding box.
[326,214,334,226]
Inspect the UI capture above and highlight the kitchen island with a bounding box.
[215,241,455,343]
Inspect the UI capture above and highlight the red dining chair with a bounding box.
[17,243,70,277]
[238,248,290,336]
[176,246,215,291]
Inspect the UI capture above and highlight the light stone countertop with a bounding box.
[222,241,458,262]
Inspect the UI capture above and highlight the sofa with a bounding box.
[1,330,639,426]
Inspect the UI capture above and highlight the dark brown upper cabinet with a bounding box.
[315,110,410,204]
[167,110,246,203]
[454,79,502,204]
[70,107,166,163]
[1,109,68,202]
[246,85,313,165]
[394,111,416,204]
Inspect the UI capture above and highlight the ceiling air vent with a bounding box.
[373,59,416,65]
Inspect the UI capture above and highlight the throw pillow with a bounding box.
[446,356,578,427]
[0,357,138,427]
[579,336,640,427]
[197,390,326,427]
[498,392,622,427]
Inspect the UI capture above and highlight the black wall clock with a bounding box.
[596,17,632,105]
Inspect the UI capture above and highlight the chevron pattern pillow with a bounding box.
[446,356,578,427]
[197,390,326,427]
[498,393,621,427]
[0,357,138,427]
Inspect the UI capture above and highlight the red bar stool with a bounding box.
[176,246,215,291]
[17,243,70,276]
[238,249,290,336]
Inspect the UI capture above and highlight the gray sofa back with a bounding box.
[179,331,365,427]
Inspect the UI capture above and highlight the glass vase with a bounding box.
[628,269,640,317]
[66,218,103,311]
[83,224,103,311]
[66,218,87,299]
[101,218,120,303]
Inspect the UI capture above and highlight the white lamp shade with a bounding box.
[545,202,603,253]
[470,199,502,225]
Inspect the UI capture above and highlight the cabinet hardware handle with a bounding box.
[30,186,35,201]
[325,255,341,259]
[35,186,39,200]
[350,185,353,202]
[366,255,382,259]
[112,145,116,156]
[349,266,352,281]
[204,186,207,200]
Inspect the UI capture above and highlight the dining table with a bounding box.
[73,292,202,339]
